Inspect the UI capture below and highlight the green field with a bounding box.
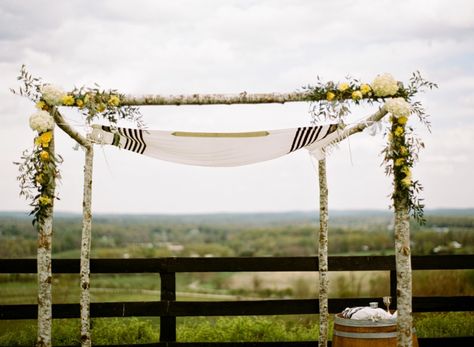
[1,313,473,345]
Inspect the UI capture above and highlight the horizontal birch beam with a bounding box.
[120,92,311,106]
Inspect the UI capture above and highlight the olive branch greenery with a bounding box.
[303,72,437,224]
[12,65,144,225]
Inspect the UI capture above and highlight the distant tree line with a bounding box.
[0,214,473,258]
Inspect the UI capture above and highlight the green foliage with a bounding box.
[69,85,143,127]
[414,312,474,337]
[15,142,61,226]
[1,314,473,345]
[0,318,158,346]
[382,73,437,224]
[413,270,474,296]
[177,316,320,342]
[92,318,159,344]
[0,239,36,258]
[1,212,473,259]
[10,65,42,102]
[0,322,35,346]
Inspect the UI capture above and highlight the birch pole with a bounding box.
[120,92,310,106]
[390,117,413,347]
[51,108,94,346]
[80,144,94,347]
[318,159,329,347]
[311,106,388,347]
[37,130,55,347]
[394,193,412,347]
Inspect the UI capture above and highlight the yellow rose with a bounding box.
[62,95,75,106]
[398,116,408,125]
[108,95,120,107]
[326,92,336,101]
[395,158,405,166]
[36,101,47,110]
[38,195,52,206]
[35,131,53,148]
[40,151,50,161]
[40,131,53,144]
[394,126,404,137]
[338,82,350,92]
[401,166,411,177]
[401,176,412,187]
[399,146,409,156]
[97,103,106,113]
[76,99,84,108]
[36,174,44,185]
[360,84,371,95]
[352,90,363,101]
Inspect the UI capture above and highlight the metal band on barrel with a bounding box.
[334,331,398,339]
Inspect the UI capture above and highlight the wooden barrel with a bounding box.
[332,313,419,347]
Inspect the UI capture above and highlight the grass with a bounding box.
[0,318,159,346]
[414,312,474,338]
[1,313,473,345]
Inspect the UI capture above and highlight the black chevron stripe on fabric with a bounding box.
[289,126,326,153]
[136,128,147,154]
[289,127,302,152]
[117,127,130,150]
[116,127,147,154]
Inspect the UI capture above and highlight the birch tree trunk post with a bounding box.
[318,158,329,347]
[50,108,95,346]
[80,144,94,347]
[394,187,413,347]
[37,130,56,347]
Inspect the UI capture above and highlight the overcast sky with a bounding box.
[1,0,473,215]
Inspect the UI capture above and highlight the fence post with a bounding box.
[160,272,176,342]
[390,269,397,308]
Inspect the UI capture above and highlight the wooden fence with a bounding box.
[1,255,473,346]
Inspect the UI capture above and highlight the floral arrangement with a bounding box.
[15,106,60,225]
[303,72,437,224]
[12,65,143,225]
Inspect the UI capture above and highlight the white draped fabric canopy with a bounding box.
[89,123,341,167]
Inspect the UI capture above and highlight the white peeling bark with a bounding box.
[120,92,310,106]
[318,159,329,347]
[394,186,413,347]
[80,145,94,347]
[37,131,55,347]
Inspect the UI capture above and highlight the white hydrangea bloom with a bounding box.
[40,84,66,105]
[29,110,55,132]
[371,73,399,97]
[384,97,411,118]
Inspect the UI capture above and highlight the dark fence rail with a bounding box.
[2,255,473,273]
[1,255,473,347]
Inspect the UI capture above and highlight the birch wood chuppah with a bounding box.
[14,70,435,347]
